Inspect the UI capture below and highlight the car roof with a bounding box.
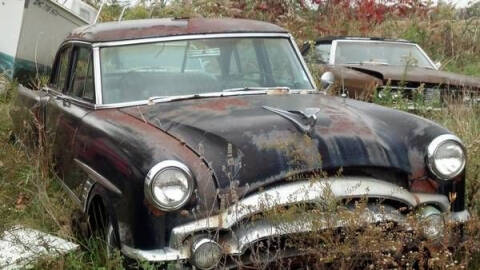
[66,18,288,43]
[314,36,412,44]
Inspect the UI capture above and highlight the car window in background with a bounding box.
[314,44,331,63]
[334,41,434,69]
[100,37,313,104]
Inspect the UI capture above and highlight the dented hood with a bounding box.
[345,65,480,89]
[121,94,449,190]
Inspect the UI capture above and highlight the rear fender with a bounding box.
[9,85,49,144]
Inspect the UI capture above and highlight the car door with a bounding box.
[46,43,95,204]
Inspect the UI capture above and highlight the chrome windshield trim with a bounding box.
[289,34,317,89]
[92,32,291,47]
[92,33,316,107]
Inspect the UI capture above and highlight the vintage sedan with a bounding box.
[11,19,469,268]
[302,37,480,102]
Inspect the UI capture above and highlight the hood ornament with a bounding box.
[263,106,321,134]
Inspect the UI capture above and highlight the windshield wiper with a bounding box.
[147,94,200,103]
[344,61,389,65]
[222,86,290,92]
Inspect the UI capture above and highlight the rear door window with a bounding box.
[68,47,95,102]
[51,46,72,91]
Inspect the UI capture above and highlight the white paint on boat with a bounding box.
[0,226,78,269]
[0,0,96,78]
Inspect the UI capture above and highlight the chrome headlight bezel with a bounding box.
[145,160,194,211]
[427,134,466,181]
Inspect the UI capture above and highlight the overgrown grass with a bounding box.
[0,76,125,269]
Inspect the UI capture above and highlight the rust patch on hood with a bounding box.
[192,98,249,112]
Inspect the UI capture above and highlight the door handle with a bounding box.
[56,95,71,107]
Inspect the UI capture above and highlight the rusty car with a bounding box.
[10,19,470,268]
[302,37,480,103]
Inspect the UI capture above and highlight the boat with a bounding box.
[0,0,97,84]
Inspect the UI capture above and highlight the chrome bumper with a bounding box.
[121,176,470,262]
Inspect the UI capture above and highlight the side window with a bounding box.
[310,43,331,64]
[69,47,95,102]
[51,46,72,91]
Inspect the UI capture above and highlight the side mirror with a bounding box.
[320,71,335,91]
[434,61,442,69]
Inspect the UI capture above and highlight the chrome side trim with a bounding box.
[56,177,82,207]
[74,159,122,195]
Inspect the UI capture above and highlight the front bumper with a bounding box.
[121,176,470,262]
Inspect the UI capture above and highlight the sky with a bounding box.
[436,0,479,8]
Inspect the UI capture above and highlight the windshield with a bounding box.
[100,37,313,104]
[333,41,434,69]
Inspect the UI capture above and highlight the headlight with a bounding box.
[145,160,194,211]
[427,134,466,180]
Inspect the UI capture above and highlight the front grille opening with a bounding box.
[222,224,415,269]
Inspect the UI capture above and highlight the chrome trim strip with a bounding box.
[415,43,438,70]
[92,32,291,48]
[426,134,466,180]
[74,159,122,195]
[329,40,337,65]
[56,177,82,207]
[59,40,93,48]
[93,47,103,105]
[289,34,317,89]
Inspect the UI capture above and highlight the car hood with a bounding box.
[344,64,480,89]
[121,93,448,191]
